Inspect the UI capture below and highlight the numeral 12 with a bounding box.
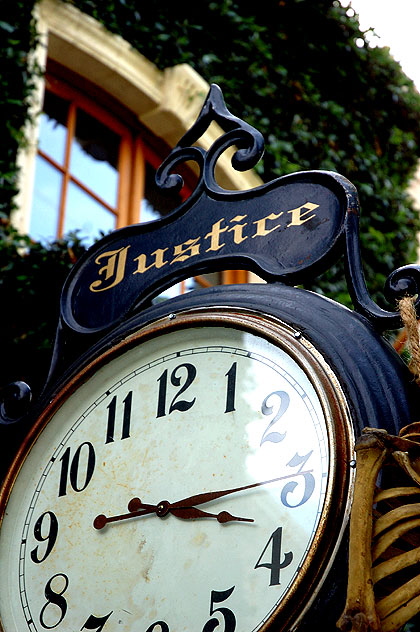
[156,363,196,418]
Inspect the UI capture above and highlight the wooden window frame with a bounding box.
[37,71,150,239]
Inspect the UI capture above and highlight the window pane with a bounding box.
[140,198,162,223]
[153,278,197,303]
[70,108,119,206]
[64,182,116,244]
[140,162,182,222]
[38,91,68,165]
[30,156,62,241]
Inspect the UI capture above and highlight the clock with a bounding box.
[2,82,419,632]
[0,304,354,632]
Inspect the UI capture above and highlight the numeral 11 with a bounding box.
[105,391,133,443]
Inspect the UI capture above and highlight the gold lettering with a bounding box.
[172,238,201,263]
[204,219,228,252]
[228,215,248,244]
[252,212,283,238]
[287,202,319,226]
[89,246,130,293]
[133,248,168,274]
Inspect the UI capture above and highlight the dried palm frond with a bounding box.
[337,423,420,632]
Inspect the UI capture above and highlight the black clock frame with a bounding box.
[2,282,416,632]
[2,83,420,632]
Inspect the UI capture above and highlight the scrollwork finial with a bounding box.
[155,84,265,196]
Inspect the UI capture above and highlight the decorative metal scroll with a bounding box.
[58,84,420,338]
[338,425,420,632]
[2,83,420,423]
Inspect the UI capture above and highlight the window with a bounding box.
[30,69,252,295]
[16,0,264,296]
[30,69,185,245]
[31,67,221,297]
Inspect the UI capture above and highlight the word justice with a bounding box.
[89,201,319,293]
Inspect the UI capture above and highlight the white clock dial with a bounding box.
[0,315,351,632]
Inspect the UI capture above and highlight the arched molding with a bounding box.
[13,0,262,233]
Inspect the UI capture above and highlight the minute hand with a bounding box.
[170,471,313,509]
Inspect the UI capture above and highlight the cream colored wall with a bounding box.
[13,0,263,234]
[408,163,420,263]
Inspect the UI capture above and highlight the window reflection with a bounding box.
[64,183,116,243]
[38,91,68,164]
[30,156,62,241]
[71,109,119,207]
[28,68,222,298]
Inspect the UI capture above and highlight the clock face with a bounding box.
[0,311,352,632]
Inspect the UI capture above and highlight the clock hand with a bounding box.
[154,504,253,523]
[167,470,313,509]
[93,470,312,529]
[93,499,157,530]
[93,498,253,530]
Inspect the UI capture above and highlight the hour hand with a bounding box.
[168,506,253,523]
[93,498,253,529]
[128,497,253,522]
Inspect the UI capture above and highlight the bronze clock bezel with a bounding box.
[0,306,353,632]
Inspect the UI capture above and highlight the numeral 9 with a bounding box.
[30,511,59,564]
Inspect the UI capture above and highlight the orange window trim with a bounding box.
[43,73,141,237]
[40,68,247,287]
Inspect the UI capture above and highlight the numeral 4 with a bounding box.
[254,527,293,586]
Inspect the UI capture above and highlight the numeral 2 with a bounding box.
[156,363,196,417]
[260,391,290,445]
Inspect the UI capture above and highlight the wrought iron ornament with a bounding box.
[1,84,420,632]
[60,85,420,334]
[2,83,420,422]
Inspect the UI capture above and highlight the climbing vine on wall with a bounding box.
[2,0,420,394]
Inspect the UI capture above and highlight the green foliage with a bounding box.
[0,216,86,394]
[2,0,420,394]
[0,0,40,216]
[67,0,420,305]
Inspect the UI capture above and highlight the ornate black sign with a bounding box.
[66,173,348,332]
[2,84,420,420]
[3,84,420,632]
[61,85,420,338]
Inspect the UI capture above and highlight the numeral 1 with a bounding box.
[224,362,237,413]
[105,391,133,443]
[254,527,293,586]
